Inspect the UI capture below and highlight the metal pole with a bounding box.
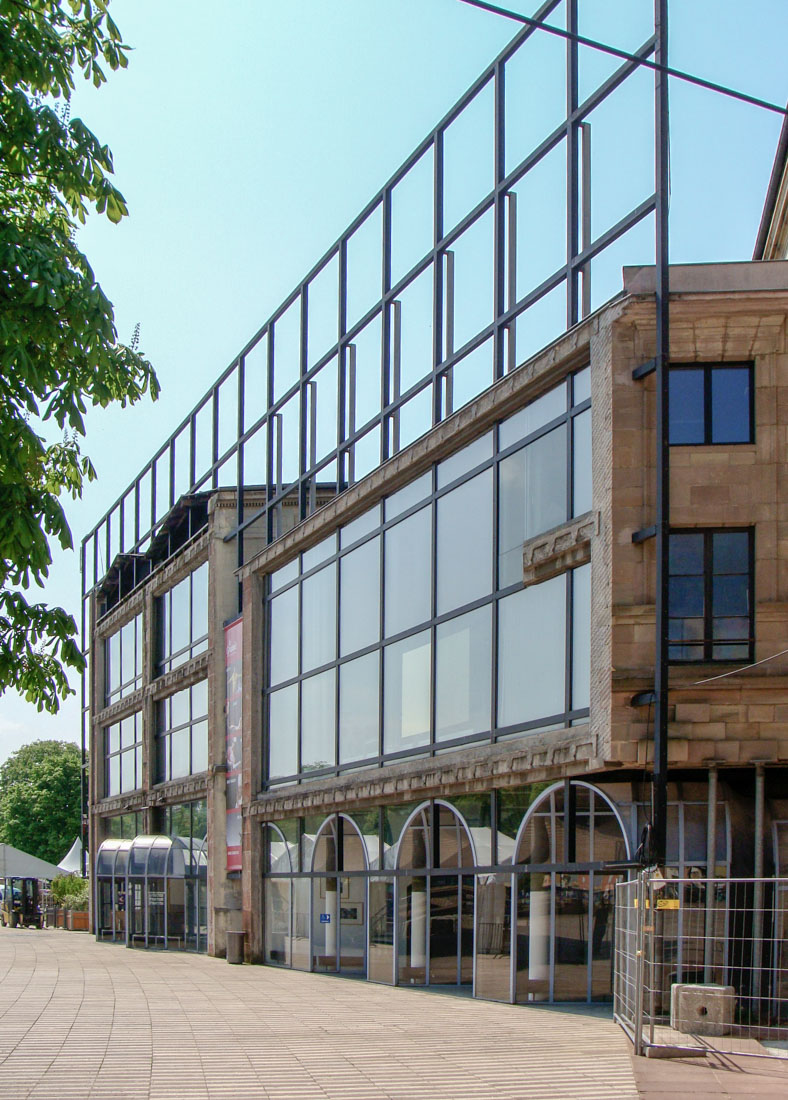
[652,0,670,869]
[752,764,765,1005]
[703,765,718,980]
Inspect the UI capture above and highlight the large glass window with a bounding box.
[668,529,753,662]
[264,368,591,784]
[436,470,492,614]
[104,711,142,797]
[155,679,209,782]
[384,630,431,754]
[105,613,143,705]
[498,576,566,728]
[669,363,753,445]
[384,506,432,637]
[435,606,491,742]
[156,562,209,675]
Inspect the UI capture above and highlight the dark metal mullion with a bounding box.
[338,240,348,488]
[491,427,501,741]
[493,59,506,381]
[566,0,579,328]
[334,545,341,773]
[381,186,392,463]
[703,364,713,444]
[266,326,276,543]
[379,522,386,764]
[703,531,714,661]
[433,131,444,427]
[430,471,437,753]
[211,387,220,491]
[298,287,309,521]
[236,356,246,591]
[748,527,756,660]
[652,0,671,867]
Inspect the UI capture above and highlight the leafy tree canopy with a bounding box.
[0,739,82,864]
[0,0,159,712]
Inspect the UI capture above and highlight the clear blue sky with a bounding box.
[1,0,786,766]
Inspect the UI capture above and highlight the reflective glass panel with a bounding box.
[340,537,380,656]
[498,426,567,588]
[572,564,591,711]
[301,669,336,772]
[436,470,492,614]
[384,506,431,637]
[711,367,751,444]
[435,606,491,741]
[475,874,512,1002]
[572,409,591,516]
[301,564,336,673]
[269,586,299,686]
[383,631,431,754]
[669,369,704,444]
[339,652,379,764]
[498,576,566,728]
[499,385,566,450]
[268,684,298,778]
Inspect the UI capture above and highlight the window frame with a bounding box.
[668,361,754,446]
[668,527,754,664]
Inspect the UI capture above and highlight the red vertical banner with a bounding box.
[224,616,243,872]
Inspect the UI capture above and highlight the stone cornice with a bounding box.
[245,724,594,821]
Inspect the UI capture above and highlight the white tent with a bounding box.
[57,837,83,875]
[0,842,62,880]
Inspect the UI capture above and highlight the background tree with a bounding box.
[0,0,159,713]
[0,740,81,863]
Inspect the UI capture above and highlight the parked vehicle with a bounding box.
[0,877,43,928]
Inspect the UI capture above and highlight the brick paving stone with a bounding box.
[16,926,787,1100]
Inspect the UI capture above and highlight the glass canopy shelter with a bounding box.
[95,834,207,952]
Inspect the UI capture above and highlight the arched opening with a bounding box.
[395,801,475,988]
[513,781,630,1003]
[310,814,368,976]
[95,839,131,942]
[262,823,291,966]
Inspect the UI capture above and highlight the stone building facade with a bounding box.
[89,257,788,1004]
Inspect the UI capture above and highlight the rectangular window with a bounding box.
[669,363,753,445]
[104,614,143,706]
[156,562,209,676]
[104,712,142,797]
[668,529,753,662]
[155,679,209,782]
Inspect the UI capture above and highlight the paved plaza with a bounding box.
[0,930,786,1100]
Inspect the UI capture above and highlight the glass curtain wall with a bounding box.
[265,367,592,787]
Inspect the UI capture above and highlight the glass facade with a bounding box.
[261,782,634,1000]
[156,561,209,675]
[262,782,733,1002]
[265,368,592,785]
[155,679,209,782]
[105,613,143,706]
[104,712,143,797]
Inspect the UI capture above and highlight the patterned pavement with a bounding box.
[0,929,639,1100]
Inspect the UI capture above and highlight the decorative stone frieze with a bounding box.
[522,511,598,586]
[246,724,594,821]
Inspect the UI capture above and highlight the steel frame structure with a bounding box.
[80,0,788,872]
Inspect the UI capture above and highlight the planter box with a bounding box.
[66,910,90,932]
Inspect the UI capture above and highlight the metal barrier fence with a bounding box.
[615,874,788,1060]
